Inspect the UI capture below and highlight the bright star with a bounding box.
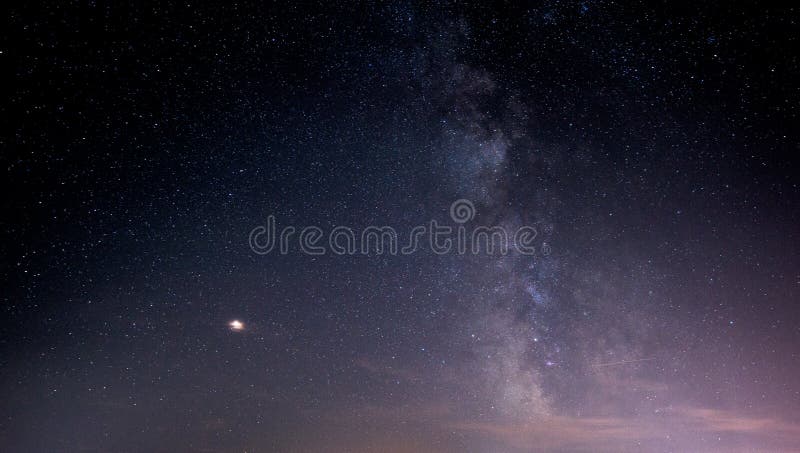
[229,320,244,331]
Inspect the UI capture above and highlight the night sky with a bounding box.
[4,2,800,452]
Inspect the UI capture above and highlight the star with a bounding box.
[229,320,244,331]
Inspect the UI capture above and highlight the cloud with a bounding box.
[447,406,800,452]
[673,405,800,437]
[449,415,659,451]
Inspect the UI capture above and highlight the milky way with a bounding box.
[4,2,799,452]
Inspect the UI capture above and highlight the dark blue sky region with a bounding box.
[3,2,799,452]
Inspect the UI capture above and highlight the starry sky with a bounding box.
[3,2,800,452]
